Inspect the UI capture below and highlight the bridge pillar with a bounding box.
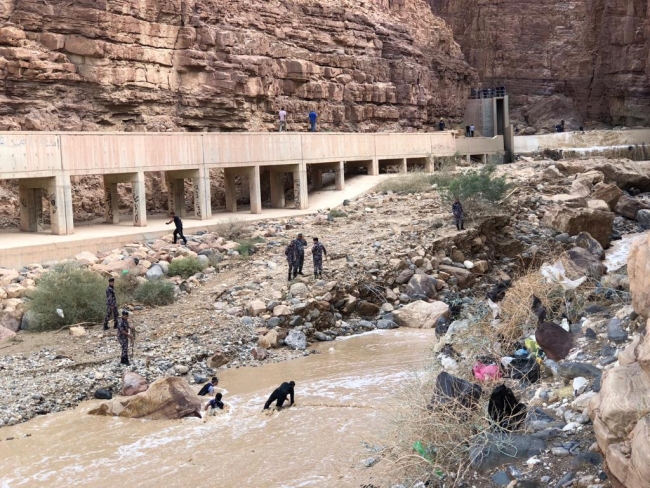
[368,158,379,176]
[248,165,262,214]
[131,171,147,227]
[312,168,323,190]
[224,168,237,212]
[425,156,434,173]
[103,181,120,224]
[399,158,408,174]
[19,186,43,232]
[192,167,211,220]
[50,174,73,235]
[335,161,345,190]
[270,170,285,209]
[293,163,308,210]
[165,176,186,218]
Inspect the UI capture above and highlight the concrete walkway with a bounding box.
[0,173,391,269]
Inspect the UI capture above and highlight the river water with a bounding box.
[0,329,435,488]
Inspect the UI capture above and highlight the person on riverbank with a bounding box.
[263,381,295,410]
[166,212,187,245]
[312,237,327,279]
[117,310,133,366]
[198,377,219,396]
[452,198,465,231]
[292,233,307,276]
[309,110,318,132]
[285,240,298,281]
[279,108,288,132]
[103,277,118,331]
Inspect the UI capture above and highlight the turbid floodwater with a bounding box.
[0,329,436,488]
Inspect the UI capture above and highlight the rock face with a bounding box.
[89,377,202,420]
[392,300,450,329]
[542,206,614,248]
[429,0,650,129]
[0,0,475,133]
[628,232,650,318]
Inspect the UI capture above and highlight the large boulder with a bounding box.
[0,325,15,343]
[614,194,650,219]
[357,300,381,317]
[207,349,229,368]
[285,329,307,350]
[75,251,99,265]
[438,265,476,289]
[0,309,23,332]
[556,160,650,191]
[392,300,450,329]
[405,274,439,299]
[636,209,650,229]
[89,377,202,420]
[591,182,623,210]
[289,282,309,298]
[575,232,605,260]
[542,206,614,248]
[145,264,165,281]
[121,372,149,396]
[246,299,266,317]
[628,233,650,318]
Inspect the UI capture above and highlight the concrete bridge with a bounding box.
[0,131,505,236]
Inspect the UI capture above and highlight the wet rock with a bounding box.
[563,247,607,278]
[542,206,614,248]
[89,377,201,420]
[357,301,381,317]
[285,330,307,350]
[559,362,602,379]
[607,318,628,343]
[636,209,650,229]
[94,388,113,400]
[555,233,571,243]
[121,372,148,396]
[575,232,605,259]
[376,319,398,329]
[207,349,229,368]
[392,300,450,329]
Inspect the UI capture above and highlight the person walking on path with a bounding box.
[117,310,133,366]
[279,108,288,132]
[312,237,327,279]
[292,233,307,276]
[166,212,187,245]
[103,277,118,330]
[308,110,318,132]
[452,198,465,231]
[285,240,298,281]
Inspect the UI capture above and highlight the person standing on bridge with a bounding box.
[103,277,118,331]
[438,118,446,131]
[117,310,133,366]
[279,107,288,132]
[166,212,187,245]
[308,110,318,132]
[312,237,327,279]
[452,197,465,231]
[285,239,298,281]
[470,124,475,137]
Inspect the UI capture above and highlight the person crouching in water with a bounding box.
[204,393,225,416]
[452,197,465,231]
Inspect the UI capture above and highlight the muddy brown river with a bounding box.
[0,329,435,487]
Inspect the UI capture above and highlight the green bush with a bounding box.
[434,165,511,209]
[134,280,176,306]
[27,264,107,331]
[168,257,204,278]
[237,237,264,256]
[328,208,348,218]
[115,273,140,304]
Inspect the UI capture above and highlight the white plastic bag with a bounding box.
[540,260,586,290]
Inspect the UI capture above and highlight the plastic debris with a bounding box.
[540,260,586,290]
[473,361,502,382]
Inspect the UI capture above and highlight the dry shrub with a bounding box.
[378,171,435,194]
[212,218,247,240]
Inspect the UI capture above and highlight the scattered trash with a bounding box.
[488,384,527,431]
[473,361,501,382]
[431,372,482,410]
[56,308,64,318]
[540,260,586,290]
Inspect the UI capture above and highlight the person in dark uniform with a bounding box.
[285,240,298,282]
[292,233,307,276]
[263,381,295,410]
[166,212,187,245]
[311,237,327,279]
[438,119,445,131]
[117,310,133,366]
[103,277,118,330]
[452,198,465,231]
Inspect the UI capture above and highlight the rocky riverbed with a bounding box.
[2,157,650,487]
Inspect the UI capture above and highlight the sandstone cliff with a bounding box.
[0,0,475,132]
[429,0,650,131]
